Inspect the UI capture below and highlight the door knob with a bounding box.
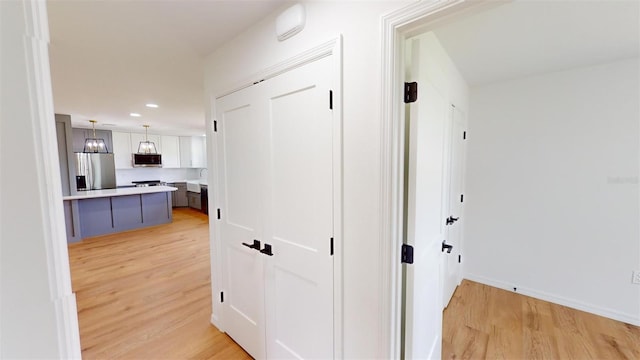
[260,244,274,256]
[442,240,453,254]
[242,239,261,250]
[446,216,459,225]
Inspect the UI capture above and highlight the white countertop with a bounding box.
[170,179,208,185]
[63,186,177,200]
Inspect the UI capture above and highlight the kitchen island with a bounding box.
[63,186,177,243]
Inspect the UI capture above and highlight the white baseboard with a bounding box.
[210,314,222,331]
[464,273,640,327]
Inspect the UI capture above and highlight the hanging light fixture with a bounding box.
[83,120,109,153]
[137,124,157,154]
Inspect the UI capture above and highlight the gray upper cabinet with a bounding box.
[72,128,114,153]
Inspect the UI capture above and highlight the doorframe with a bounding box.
[379,1,495,357]
[207,36,344,358]
[3,0,82,357]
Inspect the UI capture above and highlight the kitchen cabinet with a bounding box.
[63,188,175,243]
[179,136,207,168]
[187,191,201,210]
[72,128,113,153]
[55,114,75,196]
[160,135,180,168]
[112,131,132,169]
[200,185,208,215]
[168,182,188,207]
[130,132,161,154]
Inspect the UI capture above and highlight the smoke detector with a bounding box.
[276,4,305,41]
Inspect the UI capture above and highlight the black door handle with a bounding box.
[442,240,453,254]
[260,244,274,256]
[446,216,459,225]
[242,239,261,250]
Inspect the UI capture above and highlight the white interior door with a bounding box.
[403,37,448,360]
[216,84,267,359]
[216,54,336,360]
[262,55,334,359]
[442,106,466,308]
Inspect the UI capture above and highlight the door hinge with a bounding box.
[463,131,467,140]
[217,208,221,220]
[329,90,333,110]
[458,255,462,263]
[214,120,218,132]
[404,82,418,103]
[330,237,334,256]
[460,194,464,203]
[401,244,414,264]
[220,292,224,303]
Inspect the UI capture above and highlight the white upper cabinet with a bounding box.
[160,135,180,168]
[130,132,161,154]
[179,136,207,168]
[112,131,132,169]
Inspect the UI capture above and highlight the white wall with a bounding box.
[1,0,81,357]
[464,58,640,325]
[116,168,203,186]
[204,1,410,357]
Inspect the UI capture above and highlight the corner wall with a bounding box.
[1,0,81,357]
[204,1,411,357]
[464,58,640,325]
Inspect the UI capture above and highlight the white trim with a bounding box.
[20,0,82,357]
[208,36,344,358]
[464,274,640,327]
[215,38,340,99]
[379,1,492,357]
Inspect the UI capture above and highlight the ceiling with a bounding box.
[47,0,291,134]
[432,0,640,87]
[48,1,639,134]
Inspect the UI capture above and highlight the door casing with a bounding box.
[208,37,344,359]
[379,1,496,357]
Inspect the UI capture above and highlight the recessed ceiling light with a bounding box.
[130,113,141,117]
[102,123,117,127]
[145,103,159,108]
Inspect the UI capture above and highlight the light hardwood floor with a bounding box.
[443,280,640,359]
[68,208,250,359]
[70,209,639,359]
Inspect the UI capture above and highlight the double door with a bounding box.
[215,55,336,359]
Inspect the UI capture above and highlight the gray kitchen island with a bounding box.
[62,186,177,243]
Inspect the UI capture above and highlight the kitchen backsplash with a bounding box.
[116,168,205,186]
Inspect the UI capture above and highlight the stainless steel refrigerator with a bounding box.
[75,153,116,191]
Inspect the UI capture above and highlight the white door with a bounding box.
[216,55,335,359]
[442,106,466,308]
[403,37,448,359]
[216,84,267,359]
[262,55,334,359]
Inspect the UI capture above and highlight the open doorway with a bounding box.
[391,1,639,358]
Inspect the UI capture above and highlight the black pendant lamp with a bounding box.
[83,120,109,153]
[137,124,157,154]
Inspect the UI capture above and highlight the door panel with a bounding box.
[216,54,336,360]
[443,106,466,308]
[222,104,263,230]
[263,56,334,360]
[403,37,447,360]
[217,86,266,359]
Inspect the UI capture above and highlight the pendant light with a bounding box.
[137,124,157,154]
[83,120,109,153]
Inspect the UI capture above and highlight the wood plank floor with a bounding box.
[70,210,639,359]
[443,280,640,359]
[68,208,250,359]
